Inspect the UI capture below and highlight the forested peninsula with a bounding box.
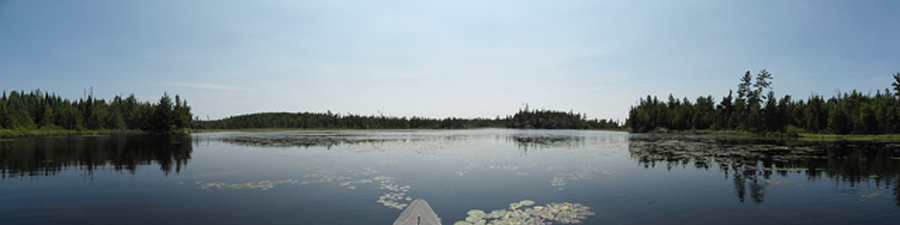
[0,90,192,137]
[627,71,900,136]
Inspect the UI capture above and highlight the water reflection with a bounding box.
[212,130,613,214]
[509,134,584,153]
[628,134,900,205]
[0,135,192,179]
[221,131,595,154]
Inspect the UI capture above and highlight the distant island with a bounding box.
[194,105,621,131]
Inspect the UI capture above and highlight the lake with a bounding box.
[2,129,900,224]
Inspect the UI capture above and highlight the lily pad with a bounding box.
[519,200,535,206]
[458,200,595,224]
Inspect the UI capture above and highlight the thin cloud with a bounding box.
[168,83,250,91]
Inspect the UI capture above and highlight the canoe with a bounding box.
[393,199,441,225]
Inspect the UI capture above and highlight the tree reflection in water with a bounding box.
[509,134,585,155]
[628,134,900,205]
[0,135,192,180]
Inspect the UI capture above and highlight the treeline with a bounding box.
[627,70,900,135]
[197,108,621,130]
[196,112,508,129]
[0,90,193,134]
[507,106,621,129]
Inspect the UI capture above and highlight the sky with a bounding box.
[2,0,899,122]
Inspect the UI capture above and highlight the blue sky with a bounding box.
[2,0,899,121]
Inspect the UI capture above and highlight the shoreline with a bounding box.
[632,129,900,141]
[8,127,898,141]
[0,129,147,138]
[2,127,625,138]
[193,127,626,132]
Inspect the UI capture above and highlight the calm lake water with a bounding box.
[2,129,900,224]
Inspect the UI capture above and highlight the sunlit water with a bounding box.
[2,129,900,224]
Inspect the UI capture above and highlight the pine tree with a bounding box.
[892,72,900,97]
[40,103,55,128]
[152,93,175,134]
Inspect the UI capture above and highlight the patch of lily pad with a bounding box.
[194,180,298,190]
[454,200,595,225]
[373,176,414,210]
[511,134,584,150]
[211,132,620,212]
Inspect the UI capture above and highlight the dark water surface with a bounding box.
[2,129,900,224]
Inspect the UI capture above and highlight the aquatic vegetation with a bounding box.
[518,200,535,206]
[861,193,879,198]
[299,163,416,210]
[376,159,402,165]
[455,200,595,225]
[303,173,352,184]
[487,165,519,171]
[200,131,621,212]
[763,178,794,185]
[581,164,615,175]
[340,179,373,189]
[193,180,298,190]
[353,165,380,176]
[467,209,486,217]
[511,134,585,150]
[221,134,433,149]
[372,176,398,182]
[546,166,565,171]
[550,177,567,188]
[377,192,410,210]
[193,153,420,210]
[374,176,414,210]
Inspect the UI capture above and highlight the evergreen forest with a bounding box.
[196,112,506,130]
[506,106,621,129]
[627,71,900,135]
[0,90,193,134]
[196,108,620,130]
